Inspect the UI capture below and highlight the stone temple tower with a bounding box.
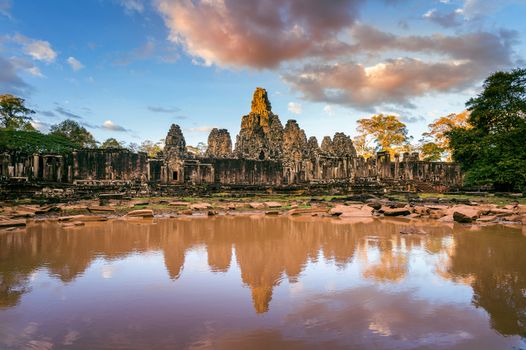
[164,124,186,159]
[206,128,232,158]
[235,87,284,160]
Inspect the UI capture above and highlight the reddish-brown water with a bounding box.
[0,216,525,349]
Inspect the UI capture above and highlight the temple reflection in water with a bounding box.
[1,216,525,338]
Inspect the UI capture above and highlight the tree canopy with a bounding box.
[0,130,79,153]
[418,111,471,161]
[466,68,526,133]
[355,114,409,156]
[187,142,207,156]
[49,119,98,148]
[419,141,444,162]
[100,138,125,149]
[448,68,526,191]
[139,140,163,157]
[0,94,35,131]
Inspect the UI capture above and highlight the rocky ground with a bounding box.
[0,194,525,233]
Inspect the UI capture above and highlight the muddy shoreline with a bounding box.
[1,195,525,233]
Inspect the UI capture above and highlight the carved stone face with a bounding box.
[165,124,187,159]
[207,128,232,158]
[250,87,272,123]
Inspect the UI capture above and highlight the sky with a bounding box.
[0,0,525,147]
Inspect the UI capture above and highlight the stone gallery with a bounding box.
[0,88,461,192]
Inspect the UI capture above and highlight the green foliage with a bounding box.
[0,130,80,154]
[419,141,444,161]
[100,138,125,149]
[0,94,35,130]
[466,68,526,133]
[49,119,98,148]
[187,142,207,156]
[356,114,409,156]
[422,111,471,161]
[139,140,162,157]
[449,69,526,191]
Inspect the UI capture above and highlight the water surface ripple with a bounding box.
[0,216,525,349]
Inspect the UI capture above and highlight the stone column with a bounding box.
[33,154,39,180]
[394,154,400,179]
[72,151,79,178]
[57,156,63,182]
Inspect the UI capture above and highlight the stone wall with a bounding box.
[0,148,461,192]
[0,87,463,193]
[72,149,148,182]
[0,149,148,184]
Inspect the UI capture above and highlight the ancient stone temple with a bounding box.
[206,129,232,158]
[164,124,186,159]
[146,88,461,191]
[0,87,462,194]
[235,87,284,160]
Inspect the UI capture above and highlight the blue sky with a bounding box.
[0,0,525,147]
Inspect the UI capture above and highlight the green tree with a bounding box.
[419,141,444,161]
[139,139,162,157]
[448,68,526,191]
[0,130,79,153]
[466,69,526,133]
[187,141,208,156]
[127,142,140,152]
[100,138,125,149]
[353,134,376,159]
[356,114,409,156]
[0,94,35,130]
[423,111,471,161]
[49,119,98,148]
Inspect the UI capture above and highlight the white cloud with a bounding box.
[13,34,57,63]
[9,56,44,77]
[284,26,518,111]
[323,105,334,116]
[27,66,43,77]
[156,0,362,68]
[101,265,115,279]
[102,120,127,132]
[423,8,435,18]
[460,0,521,20]
[422,8,462,27]
[119,0,144,13]
[67,56,84,71]
[288,102,302,115]
[30,119,51,132]
[187,126,215,133]
[147,105,180,113]
[0,55,29,94]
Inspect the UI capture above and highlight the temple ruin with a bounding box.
[0,88,462,197]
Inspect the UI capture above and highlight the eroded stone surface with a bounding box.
[0,87,463,193]
[206,128,232,158]
[320,136,333,154]
[127,209,154,217]
[165,124,187,159]
[282,120,308,163]
[331,132,357,157]
[306,137,320,158]
[235,88,284,160]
